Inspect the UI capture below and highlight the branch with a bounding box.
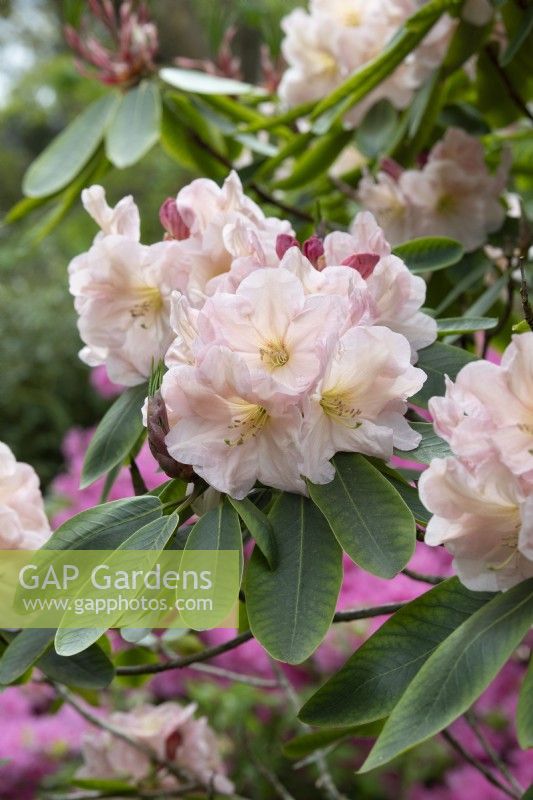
[402,568,445,585]
[464,711,524,796]
[519,262,533,331]
[115,603,409,677]
[441,730,521,800]
[484,45,533,122]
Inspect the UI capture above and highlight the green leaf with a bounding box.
[500,4,533,66]
[105,82,161,168]
[361,578,533,771]
[394,422,451,464]
[436,317,497,335]
[0,629,55,684]
[227,496,277,569]
[393,237,464,274]
[44,496,162,551]
[308,454,415,578]
[81,383,148,489]
[299,578,494,727]
[37,642,115,688]
[275,129,352,190]
[159,67,264,96]
[283,721,384,758]
[517,656,533,749]
[411,342,477,408]
[523,784,533,800]
[246,493,342,664]
[160,101,227,180]
[355,100,397,159]
[22,94,119,197]
[514,320,532,334]
[54,512,179,656]
[179,499,243,629]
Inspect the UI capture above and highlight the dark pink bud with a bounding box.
[379,157,403,182]
[276,233,300,260]
[159,198,190,240]
[341,253,380,279]
[303,235,325,269]
[147,391,195,481]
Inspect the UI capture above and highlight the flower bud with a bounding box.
[159,198,190,240]
[147,391,195,480]
[303,235,325,269]
[341,253,380,279]
[275,233,300,260]
[379,157,403,181]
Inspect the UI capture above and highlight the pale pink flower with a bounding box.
[69,236,187,386]
[0,442,51,549]
[301,326,426,484]
[197,267,348,393]
[419,457,533,591]
[359,129,510,251]
[78,701,233,795]
[325,214,437,353]
[462,0,494,26]
[162,346,305,499]
[430,334,533,485]
[81,185,140,241]
[174,171,292,303]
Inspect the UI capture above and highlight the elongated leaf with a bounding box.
[227,496,276,569]
[517,656,533,749]
[54,512,179,656]
[275,130,352,190]
[436,317,497,335]
[411,342,477,408]
[395,422,451,465]
[308,454,415,578]
[355,100,397,158]
[500,4,533,66]
[160,67,263,96]
[179,499,243,629]
[283,721,384,758]
[23,94,118,197]
[106,82,161,168]
[44,496,162,551]
[393,237,464,274]
[300,578,494,727]
[0,629,54,684]
[81,383,148,489]
[246,493,342,664]
[38,642,114,688]
[361,579,533,771]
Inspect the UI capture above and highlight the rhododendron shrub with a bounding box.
[3,0,533,797]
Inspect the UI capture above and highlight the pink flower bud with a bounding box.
[379,157,403,182]
[275,233,300,260]
[303,235,325,269]
[159,198,190,240]
[341,253,380,279]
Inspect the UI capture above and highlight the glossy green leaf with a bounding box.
[436,316,497,335]
[44,496,162,551]
[227,496,277,569]
[0,629,55,684]
[500,4,533,66]
[300,578,494,727]
[393,237,464,274]
[394,422,451,464]
[81,383,148,488]
[283,721,384,758]
[22,94,118,197]
[411,342,477,408]
[106,82,161,168]
[308,454,415,578]
[517,656,533,749]
[361,579,533,771]
[246,493,342,664]
[160,67,263,96]
[275,129,352,190]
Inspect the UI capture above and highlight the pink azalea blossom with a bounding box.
[78,701,234,795]
[419,457,533,591]
[301,325,426,484]
[81,185,140,241]
[0,441,50,549]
